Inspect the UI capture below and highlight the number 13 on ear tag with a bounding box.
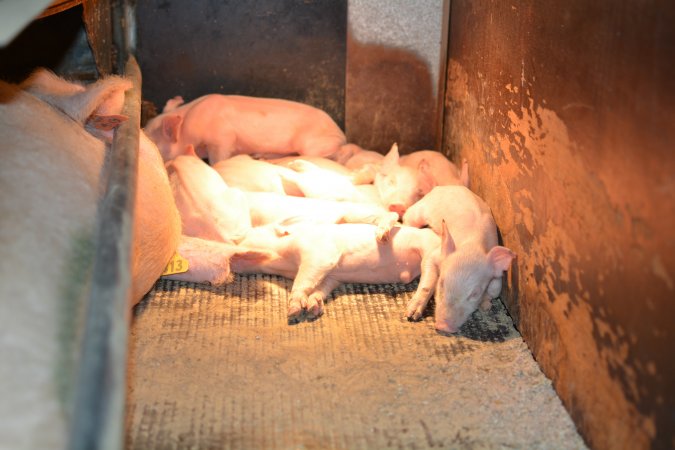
[161,253,189,276]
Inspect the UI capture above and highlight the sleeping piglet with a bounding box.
[144,94,360,164]
[166,152,252,244]
[374,143,470,217]
[231,222,440,322]
[402,185,515,333]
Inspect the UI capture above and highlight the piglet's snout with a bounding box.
[388,203,406,218]
[434,319,459,334]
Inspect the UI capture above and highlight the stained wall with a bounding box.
[442,2,675,449]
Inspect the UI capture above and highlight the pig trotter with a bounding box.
[287,295,305,322]
[375,212,399,242]
[479,296,492,312]
[305,292,325,320]
[406,300,426,321]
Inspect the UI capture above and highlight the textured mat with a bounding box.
[125,274,586,449]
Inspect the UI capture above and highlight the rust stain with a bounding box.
[445,59,660,449]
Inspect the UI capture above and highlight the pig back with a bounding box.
[186,95,347,155]
[0,81,106,449]
[400,150,463,186]
[131,132,181,303]
[425,186,498,249]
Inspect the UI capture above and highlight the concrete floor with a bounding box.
[125,274,587,449]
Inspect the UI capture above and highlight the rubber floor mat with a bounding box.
[125,274,587,449]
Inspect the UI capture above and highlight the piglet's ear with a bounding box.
[184,144,198,157]
[460,158,470,189]
[382,142,400,170]
[163,95,185,112]
[162,114,182,143]
[440,219,456,258]
[486,246,516,276]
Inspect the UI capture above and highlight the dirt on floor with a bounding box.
[125,274,587,449]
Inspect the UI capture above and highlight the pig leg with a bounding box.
[480,277,503,311]
[287,248,340,322]
[374,211,399,242]
[406,253,439,320]
[339,209,399,242]
[164,235,275,286]
[305,277,341,319]
[203,131,237,164]
[162,235,234,285]
[401,201,428,229]
[350,163,378,185]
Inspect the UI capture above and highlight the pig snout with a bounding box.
[434,319,459,335]
[387,203,407,218]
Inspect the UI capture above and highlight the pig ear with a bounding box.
[184,144,198,157]
[162,114,182,143]
[163,95,185,112]
[486,246,516,276]
[22,72,132,125]
[69,76,132,125]
[382,143,400,170]
[417,159,437,194]
[460,158,470,189]
[440,219,456,258]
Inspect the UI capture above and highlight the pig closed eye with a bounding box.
[466,289,482,303]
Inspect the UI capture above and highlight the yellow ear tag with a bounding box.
[161,253,189,276]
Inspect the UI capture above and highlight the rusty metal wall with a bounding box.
[135,0,346,127]
[442,1,675,449]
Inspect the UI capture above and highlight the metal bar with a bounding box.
[68,54,141,450]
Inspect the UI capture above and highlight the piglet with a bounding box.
[243,192,397,241]
[278,159,372,203]
[166,152,252,244]
[231,223,440,321]
[144,94,359,164]
[212,154,304,196]
[343,146,385,184]
[402,185,515,333]
[374,143,469,217]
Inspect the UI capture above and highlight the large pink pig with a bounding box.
[231,223,440,322]
[402,185,515,333]
[374,143,470,217]
[144,94,359,164]
[1,70,182,450]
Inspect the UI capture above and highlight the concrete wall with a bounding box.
[136,0,346,127]
[442,1,674,449]
[346,0,449,153]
